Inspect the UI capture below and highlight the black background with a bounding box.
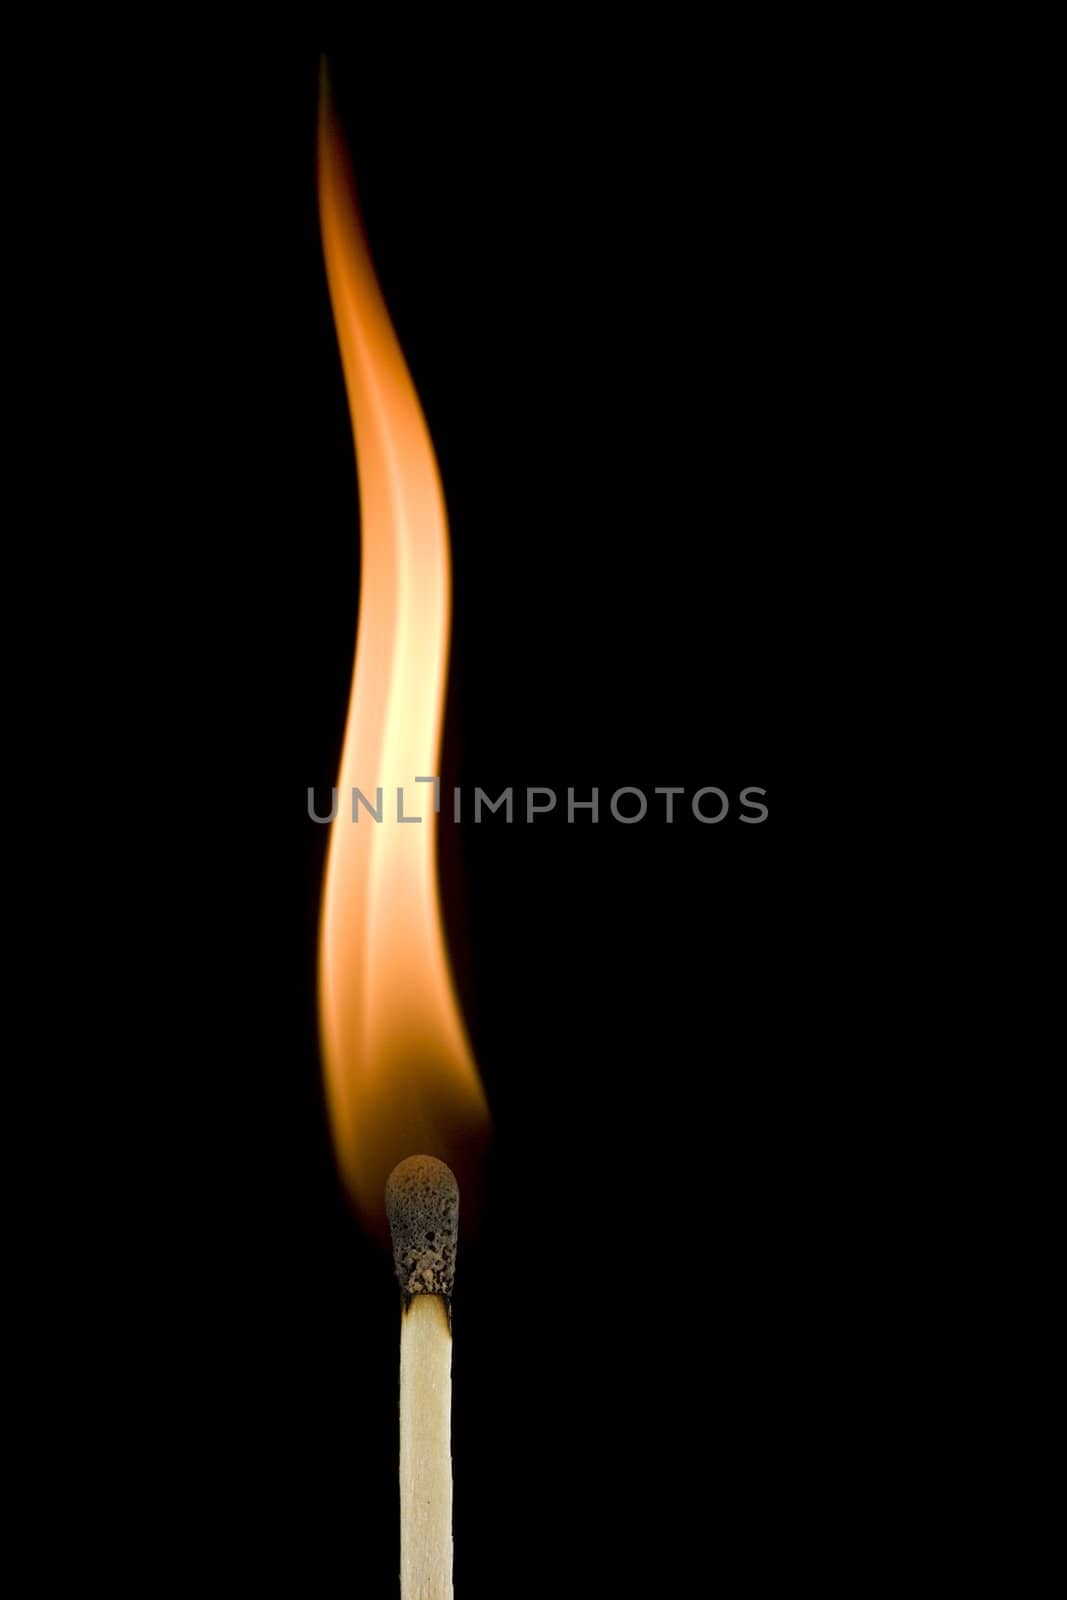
[55,34,884,1592]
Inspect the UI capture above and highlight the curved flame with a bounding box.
[316,74,490,1238]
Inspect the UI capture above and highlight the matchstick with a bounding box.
[386,1156,460,1600]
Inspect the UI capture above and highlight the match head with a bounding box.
[385,1156,460,1300]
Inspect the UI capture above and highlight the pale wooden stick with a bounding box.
[386,1157,460,1600]
[399,1295,453,1598]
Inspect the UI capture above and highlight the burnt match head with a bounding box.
[385,1156,460,1300]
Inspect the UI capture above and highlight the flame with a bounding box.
[316,73,490,1238]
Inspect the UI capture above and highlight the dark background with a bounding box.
[56,35,885,1591]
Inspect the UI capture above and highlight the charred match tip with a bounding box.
[385,1156,460,1302]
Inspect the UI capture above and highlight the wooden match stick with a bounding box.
[386,1156,460,1600]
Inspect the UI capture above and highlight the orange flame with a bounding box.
[316,73,490,1239]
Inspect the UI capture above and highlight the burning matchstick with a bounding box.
[317,63,491,1598]
[386,1156,460,1600]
